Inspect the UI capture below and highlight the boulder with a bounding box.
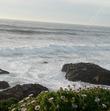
[62,62,110,85]
[0,69,9,74]
[0,84,48,101]
[0,81,10,89]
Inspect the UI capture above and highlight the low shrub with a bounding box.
[0,98,18,111]
[9,87,110,111]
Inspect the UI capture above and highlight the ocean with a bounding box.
[0,19,110,90]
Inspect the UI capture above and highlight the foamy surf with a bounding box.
[0,19,110,90]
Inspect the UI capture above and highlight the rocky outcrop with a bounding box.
[0,81,10,89]
[0,84,48,101]
[0,69,9,74]
[62,62,110,85]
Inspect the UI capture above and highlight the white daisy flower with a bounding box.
[11,108,16,111]
[24,96,30,101]
[21,107,27,111]
[18,100,24,104]
[95,97,100,103]
[72,104,78,109]
[35,105,40,111]
[61,96,65,100]
[28,94,33,97]
[102,104,107,108]
[81,94,87,97]
[48,97,54,102]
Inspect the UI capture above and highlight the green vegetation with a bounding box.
[9,87,110,111]
[0,98,18,111]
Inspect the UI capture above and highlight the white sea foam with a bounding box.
[0,20,110,90]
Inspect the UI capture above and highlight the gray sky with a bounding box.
[0,0,110,26]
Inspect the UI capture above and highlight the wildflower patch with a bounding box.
[9,87,110,111]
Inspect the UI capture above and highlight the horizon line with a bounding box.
[0,17,109,28]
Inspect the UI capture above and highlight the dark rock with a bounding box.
[62,62,110,85]
[0,81,10,89]
[0,84,48,101]
[0,69,9,74]
[43,61,48,64]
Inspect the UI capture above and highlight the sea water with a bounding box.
[0,19,110,90]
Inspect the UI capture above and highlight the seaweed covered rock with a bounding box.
[0,84,48,101]
[0,81,10,89]
[62,62,110,85]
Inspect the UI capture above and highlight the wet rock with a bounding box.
[0,69,9,74]
[0,84,48,101]
[43,61,48,64]
[62,62,110,85]
[0,81,10,89]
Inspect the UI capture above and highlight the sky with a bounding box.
[0,0,110,26]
